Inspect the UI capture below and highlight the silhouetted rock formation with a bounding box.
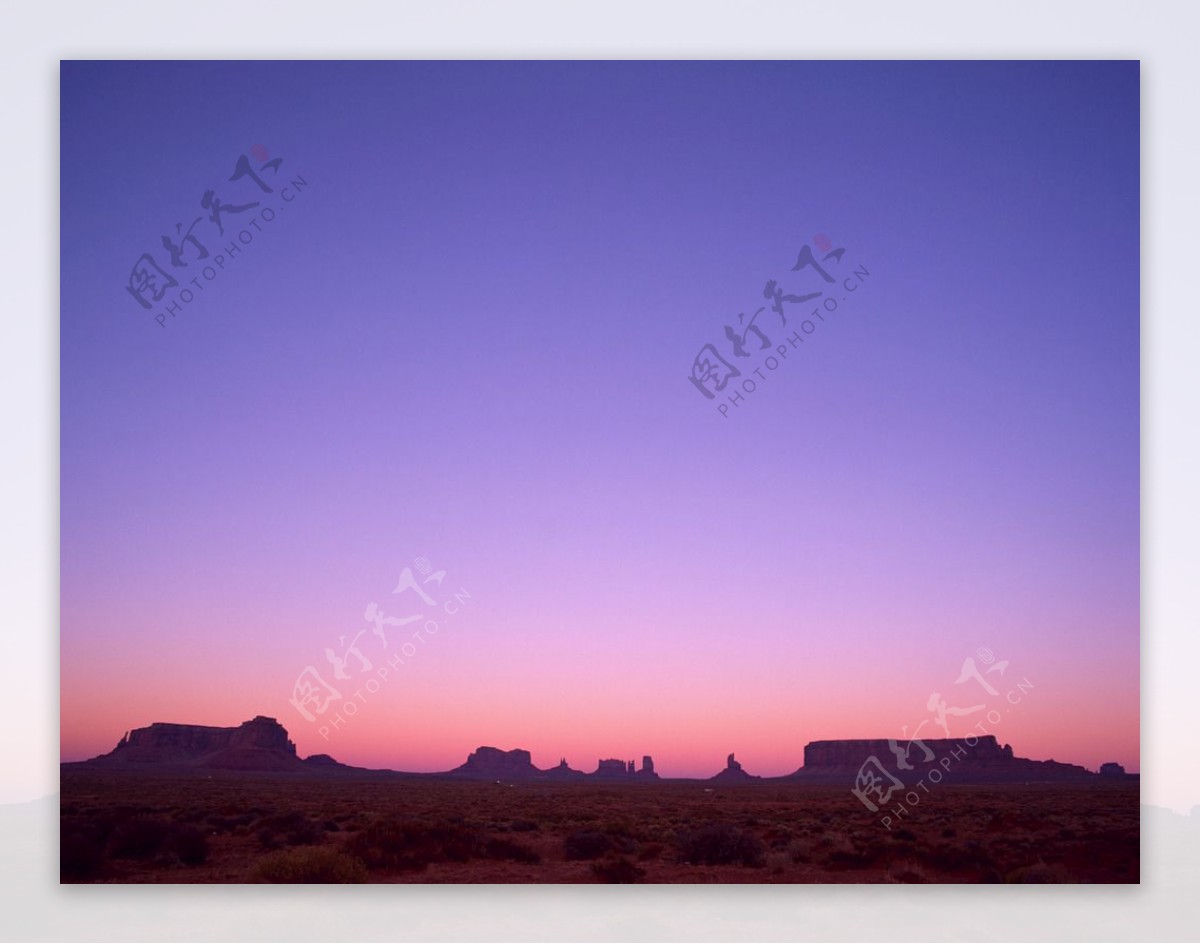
[448,748,660,781]
[451,746,538,779]
[542,757,589,781]
[446,747,649,782]
[301,753,343,768]
[591,755,659,780]
[709,752,761,783]
[787,735,1095,783]
[82,716,343,772]
[595,758,627,777]
[69,716,1119,786]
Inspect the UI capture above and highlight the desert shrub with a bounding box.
[61,826,106,880]
[676,824,766,867]
[346,818,478,872]
[920,839,993,874]
[787,839,813,864]
[166,824,210,867]
[509,819,539,833]
[826,843,876,870]
[249,847,368,883]
[1005,861,1073,884]
[563,829,611,860]
[107,818,171,860]
[591,856,646,883]
[637,841,664,861]
[886,860,933,883]
[766,827,796,849]
[606,831,639,855]
[256,811,324,849]
[205,814,237,834]
[482,837,541,864]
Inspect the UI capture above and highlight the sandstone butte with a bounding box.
[68,715,1134,784]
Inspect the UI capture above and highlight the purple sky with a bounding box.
[60,61,1139,776]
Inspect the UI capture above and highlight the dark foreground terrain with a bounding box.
[60,772,1138,883]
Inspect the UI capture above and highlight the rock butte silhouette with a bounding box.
[65,715,1136,784]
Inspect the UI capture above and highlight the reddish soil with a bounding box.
[59,771,1139,883]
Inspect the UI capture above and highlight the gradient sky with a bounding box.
[60,60,1139,777]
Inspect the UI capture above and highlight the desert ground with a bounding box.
[60,771,1139,884]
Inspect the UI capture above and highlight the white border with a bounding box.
[5,1,1197,940]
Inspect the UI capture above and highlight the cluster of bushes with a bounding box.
[590,857,646,883]
[255,810,331,850]
[341,817,541,874]
[562,822,772,878]
[560,828,649,883]
[246,817,543,883]
[563,829,614,860]
[563,827,640,860]
[61,806,337,881]
[249,847,368,884]
[674,823,766,868]
[61,815,210,880]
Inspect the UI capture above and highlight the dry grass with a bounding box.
[59,772,1139,883]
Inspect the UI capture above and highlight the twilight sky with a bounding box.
[60,60,1139,777]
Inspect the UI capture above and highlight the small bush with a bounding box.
[676,823,766,867]
[108,818,171,860]
[256,811,324,849]
[563,830,611,861]
[886,860,933,883]
[346,819,478,872]
[167,824,210,867]
[826,845,875,870]
[920,839,992,874]
[637,841,664,861]
[787,839,813,864]
[1005,861,1073,884]
[249,847,368,883]
[61,827,106,880]
[591,856,646,883]
[482,837,541,864]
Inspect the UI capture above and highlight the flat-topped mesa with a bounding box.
[452,746,538,778]
[91,716,306,770]
[805,736,1010,769]
[594,758,628,777]
[795,735,1093,782]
